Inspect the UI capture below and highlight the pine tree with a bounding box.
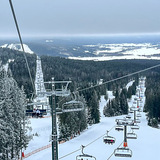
[0,65,31,159]
[120,88,128,114]
[127,86,133,99]
[103,100,114,117]
[58,93,87,139]
[104,89,108,101]
[88,90,100,124]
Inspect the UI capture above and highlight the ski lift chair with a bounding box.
[76,154,96,160]
[114,147,132,157]
[76,145,96,160]
[136,113,142,118]
[103,131,116,144]
[115,125,123,131]
[133,101,137,105]
[116,118,134,126]
[139,100,143,104]
[138,108,142,112]
[131,124,139,130]
[134,118,141,123]
[62,93,84,113]
[134,97,137,101]
[127,132,137,139]
[126,114,131,119]
[129,110,134,114]
[62,100,84,112]
[130,106,138,112]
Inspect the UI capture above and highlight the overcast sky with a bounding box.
[1,0,160,37]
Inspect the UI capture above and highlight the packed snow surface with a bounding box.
[25,81,160,160]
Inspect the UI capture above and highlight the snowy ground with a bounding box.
[25,81,160,160]
[126,80,135,90]
[69,55,160,61]
[69,43,160,61]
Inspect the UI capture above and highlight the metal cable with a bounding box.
[107,140,123,160]
[9,0,35,98]
[85,133,106,148]
[108,125,116,132]
[58,148,81,160]
[77,63,160,93]
[85,125,116,148]
[58,125,116,159]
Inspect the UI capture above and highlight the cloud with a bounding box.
[1,0,160,37]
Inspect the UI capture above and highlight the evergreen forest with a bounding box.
[0,47,160,150]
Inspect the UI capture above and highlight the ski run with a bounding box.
[24,78,160,160]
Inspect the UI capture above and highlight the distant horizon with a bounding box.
[1,32,160,40]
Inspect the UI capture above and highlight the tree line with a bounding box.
[144,72,160,128]
[1,47,160,141]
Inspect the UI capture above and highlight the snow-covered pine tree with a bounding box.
[120,88,128,114]
[0,67,14,159]
[88,90,100,124]
[103,100,114,117]
[104,87,128,117]
[0,65,31,160]
[58,93,87,140]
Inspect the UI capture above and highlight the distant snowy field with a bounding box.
[69,43,160,61]
[25,84,160,160]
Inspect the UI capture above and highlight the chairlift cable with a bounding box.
[85,125,116,148]
[8,0,35,98]
[77,63,160,93]
[107,140,123,160]
[58,125,116,159]
[85,133,106,148]
[58,148,81,160]
[108,125,116,132]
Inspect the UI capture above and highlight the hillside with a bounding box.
[24,80,160,160]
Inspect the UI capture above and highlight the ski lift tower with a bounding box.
[33,56,49,110]
[40,77,84,160]
[114,118,134,157]
[130,106,141,124]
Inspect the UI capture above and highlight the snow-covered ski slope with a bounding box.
[25,80,160,160]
